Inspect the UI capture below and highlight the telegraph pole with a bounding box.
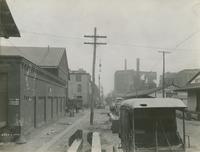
[0,1,2,55]
[158,51,171,98]
[84,27,107,125]
[0,38,1,55]
[98,59,102,104]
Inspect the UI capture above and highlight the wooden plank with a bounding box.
[67,139,82,152]
[92,132,101,152]
[67,130,83,152]
[69,130,82,146]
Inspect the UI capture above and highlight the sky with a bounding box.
[2,0,200,94]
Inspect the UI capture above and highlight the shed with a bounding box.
[175,71,200,120]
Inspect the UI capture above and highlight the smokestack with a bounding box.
[124,59,127,70]
[136,58,140,72]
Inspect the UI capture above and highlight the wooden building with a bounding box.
[176,72,200,120]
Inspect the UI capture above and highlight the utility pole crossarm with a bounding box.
[158,51,171,54]
[84,35,107,38]
[84,42,107,45]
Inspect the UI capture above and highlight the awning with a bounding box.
[0,0,20,38]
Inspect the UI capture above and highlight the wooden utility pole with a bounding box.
[158,51,170,98]
[0,1,2,55]
[0,38,1,55]
[98,74,101,103]
[84,27,107,125]
[98,59,102,104]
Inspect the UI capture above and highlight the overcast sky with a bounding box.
[2,0,200,94]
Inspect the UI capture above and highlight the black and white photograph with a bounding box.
[0,0,200,151]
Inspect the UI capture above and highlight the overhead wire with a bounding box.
[6,39,27,56]
[3,29,200,75]
[20,30,85,40]
[148,30,200,72]
[174,30,200,50]
[18,29,200,52]
[7,29,198,80]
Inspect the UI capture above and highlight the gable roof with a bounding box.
[0,0,20,38]
[160,69,200,88]
[0,46,66,67]
[175,71,200,91]
[187,71,200,84]
[175,69,200,86]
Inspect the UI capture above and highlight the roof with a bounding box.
[0,46,65,67]
[175,83,200,91]
[178,69,200,74]
[175,71,200,91]
[121,98,186,109]
[188,71,200,84]
[124,87,162,99]
[160,69,200,87]
[0,0,20,38]
[0,55,66,85]
[176,69,200,85]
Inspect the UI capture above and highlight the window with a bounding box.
[77,84,82,92]
[60,98,62,112]
[76,74,82,81]
[77,96,82,99]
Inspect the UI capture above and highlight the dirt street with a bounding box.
[1,107,199,152]
[0,110,89,152]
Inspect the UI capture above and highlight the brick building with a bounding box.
[68,69,91,107]
[0,46,69,139]
[114,58,157,96]
[114,70,156,96]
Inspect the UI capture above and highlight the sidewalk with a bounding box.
[177,118,200,152]
[185,120,200,152]
[0,110,89,152]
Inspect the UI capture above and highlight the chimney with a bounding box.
[124,59,127,70]
[136,58,140,72]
